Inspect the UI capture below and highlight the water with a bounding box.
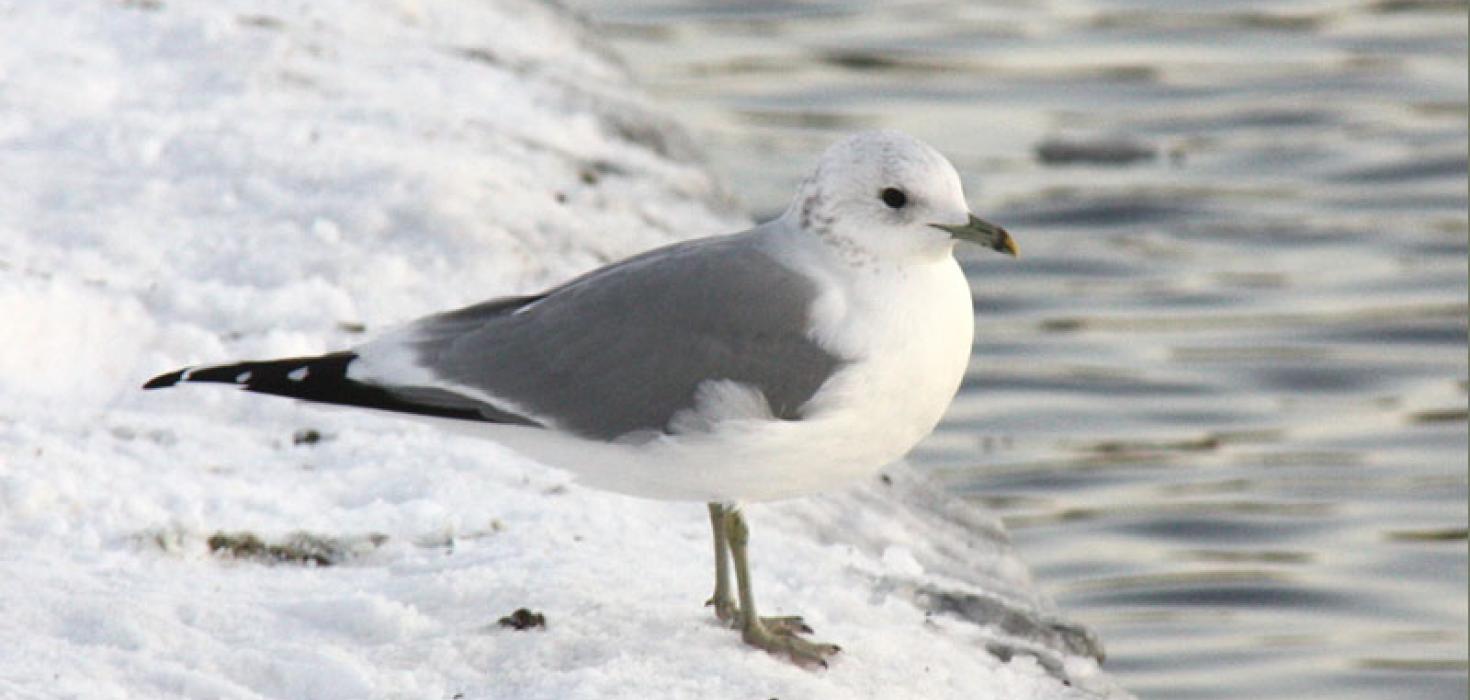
[568,1,1468,697]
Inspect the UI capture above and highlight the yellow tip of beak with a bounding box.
[997,230,1019,257]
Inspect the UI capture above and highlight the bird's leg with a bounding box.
[707,503,809,634]
[705,502,738,624]
[722,505,840,666]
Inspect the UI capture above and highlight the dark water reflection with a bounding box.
[572,1,1467,697]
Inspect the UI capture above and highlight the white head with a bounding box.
[784,130,1016,263]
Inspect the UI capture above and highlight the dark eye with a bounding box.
[880,187,907,209]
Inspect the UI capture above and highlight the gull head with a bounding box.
[785,130,1017,262]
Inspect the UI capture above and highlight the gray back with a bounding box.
[404,231,844,441]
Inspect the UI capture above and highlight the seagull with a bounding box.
[144,130,1017,665]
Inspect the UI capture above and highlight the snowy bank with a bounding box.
[0,2,1126,698]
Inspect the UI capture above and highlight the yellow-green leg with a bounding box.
[710,503,840,666]
[707,503,806,632]
[706,502,738,623]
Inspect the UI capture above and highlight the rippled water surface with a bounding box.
[570,1,1468,697]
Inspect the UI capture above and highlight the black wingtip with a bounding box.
[143,368,187,390]
[137,353,537,428]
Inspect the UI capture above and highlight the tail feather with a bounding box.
[142,352,534,425]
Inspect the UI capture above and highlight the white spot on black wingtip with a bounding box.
[235,371,253,384]
[288,367,309,382]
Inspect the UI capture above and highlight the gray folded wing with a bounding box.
[374,231,844,441]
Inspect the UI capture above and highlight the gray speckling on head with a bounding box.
[784,130,970,265]
[405,229,844,441]
[795,164,835,236]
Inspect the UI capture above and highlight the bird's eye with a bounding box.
[880,187,907,209]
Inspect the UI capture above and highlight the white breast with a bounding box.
[798,252,975,471]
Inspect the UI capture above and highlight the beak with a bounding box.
[931,214,1019,257]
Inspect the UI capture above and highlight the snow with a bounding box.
[0,1,1128,698]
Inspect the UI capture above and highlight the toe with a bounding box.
[706,596,739,625]
[786,639,842,667]
[762,615,813,636]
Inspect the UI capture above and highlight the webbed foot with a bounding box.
[740,616,841,667]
